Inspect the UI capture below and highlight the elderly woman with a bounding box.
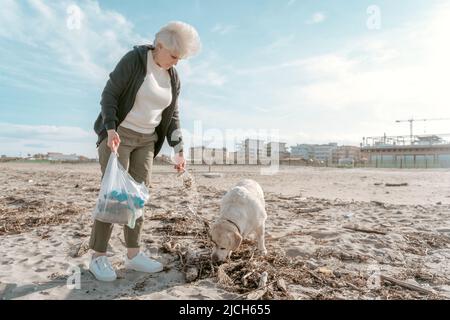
[89,21,201,282]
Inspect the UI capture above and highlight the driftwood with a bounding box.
[246,288,267,300]
[380,275,435,295]
[232,280,277,300]
[343,225,387,235]
[385,183,408,187]
[241,271,254,286]
[371,201,385,207]
[297,207,323,214]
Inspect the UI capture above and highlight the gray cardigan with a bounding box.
[94,44,183,157]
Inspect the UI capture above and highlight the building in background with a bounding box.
[314,143,338,163]
[361,134,450,168]
[332,146,361,164]
[290,143,337,163]
[265,141,290,164]
[234,138,266,165]
[189,146,227,165]
[290,144,314,160]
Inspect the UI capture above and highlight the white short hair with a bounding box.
[154,21,201,59]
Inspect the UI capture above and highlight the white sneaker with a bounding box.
[89,255,117,282]
[124,252,163,273]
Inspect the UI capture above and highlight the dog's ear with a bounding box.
[231,231,242,251]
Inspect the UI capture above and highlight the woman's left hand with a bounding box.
[174,153,186,172]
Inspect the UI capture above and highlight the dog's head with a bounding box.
[209,220,242,263]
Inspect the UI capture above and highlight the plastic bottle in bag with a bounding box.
[92,153,149,229]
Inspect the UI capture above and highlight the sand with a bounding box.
[0,162,449,300]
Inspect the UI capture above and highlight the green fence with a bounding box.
[366,154,450,168]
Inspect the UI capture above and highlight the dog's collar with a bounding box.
[224,219,241,234]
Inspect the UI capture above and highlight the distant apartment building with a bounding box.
[332,146,361,164]
[314,143,338,162]
[189,146,227,165]
[234,139,266,165]
[290,144,314,160]
[290,143,337,162]
[227,151,237,165]
[266,142,290,162]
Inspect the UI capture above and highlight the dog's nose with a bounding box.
[211,253,218,262]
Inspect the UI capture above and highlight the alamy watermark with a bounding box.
[66,265,81,289]
[66,4,83,30]
[367,5,382,30]
[169,120,282,175]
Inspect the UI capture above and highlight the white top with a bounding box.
[120,51,172,134]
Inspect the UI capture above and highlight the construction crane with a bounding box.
[395,118,450,142]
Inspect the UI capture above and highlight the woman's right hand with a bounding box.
[107,129,121,154]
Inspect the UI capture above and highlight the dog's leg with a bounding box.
[256,224,267,255]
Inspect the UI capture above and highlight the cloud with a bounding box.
[264,34,295,53]
[177,56,228,87]
[0,0,147,88]
[305,12,326,24]
[287,0,296,7]
[0,123,97,157]
[211,23,237,35]
[224,2,450,144]
[0,123,94,142]
[24,143,51,149]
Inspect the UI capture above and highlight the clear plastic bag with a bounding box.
[92,153,149,229]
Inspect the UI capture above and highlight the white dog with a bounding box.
[210,179,267,262]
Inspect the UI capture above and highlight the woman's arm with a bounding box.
[166,77,184,154]
[100,50,136,131]
[167,77,185,172]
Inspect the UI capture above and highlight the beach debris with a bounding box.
[297,207,323,214]
[217,265,234,286]
[202,173,223,178]
[276,278,288,292]
[241,271,254,286]
[132,279,148,292]
[183,176,193,189]
[69,241,89,258]
[0,196,76,236]
[185,266,199,282]
[343,224,387,235]
[344,212,354,219]
[371,200,386,207]
[73,231,89,238]
[246,288,267,300]
[385,182,408,187]
[162,241,173,253]
[317,267,333,276]
[380,275,436,295]
[178,170,194,189]
[258,271,268,288]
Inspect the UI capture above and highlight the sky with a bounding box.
[1,0,450,158]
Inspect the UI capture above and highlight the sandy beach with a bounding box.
[0,162,449,300]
